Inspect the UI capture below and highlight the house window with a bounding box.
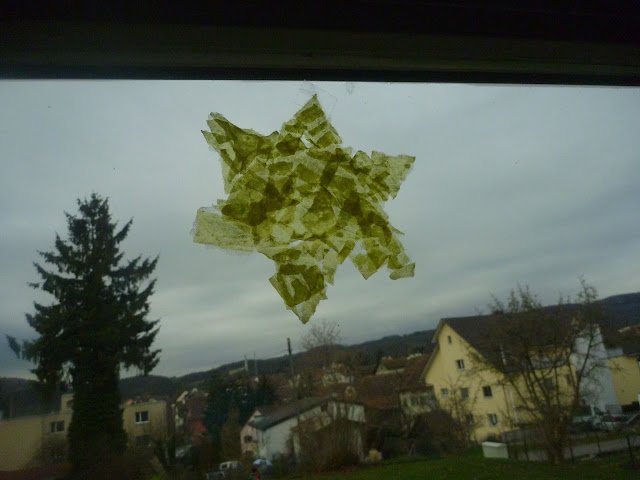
[441,388,449,397]
[135,411,149,424]
[447,335,452,344]
[465,414,474,426]
[50,421,65,433]
[456,359,465,370]
[488,413,499,426]
[460,388,469,399]
[483,386,493,398]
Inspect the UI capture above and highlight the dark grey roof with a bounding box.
[442,307,577,369]
[249,397,328,431]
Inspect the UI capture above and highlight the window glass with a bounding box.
[135,411,149,423]
[2,82,639,382]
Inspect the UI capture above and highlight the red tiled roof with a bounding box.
[350,354,431,409]
[399,354,430,390]
[378,356,407,371]
[354,374,403,410]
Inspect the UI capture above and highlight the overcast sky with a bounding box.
[1,81,639,379]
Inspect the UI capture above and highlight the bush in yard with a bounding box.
[296,413,363,473]
[409,411,468,455]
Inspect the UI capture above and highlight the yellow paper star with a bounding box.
[194,95,415,323]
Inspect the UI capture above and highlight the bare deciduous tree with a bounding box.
[437,376,483,447]
[300,320,343,385]
[470,279,606,463]
[294,400,363,473]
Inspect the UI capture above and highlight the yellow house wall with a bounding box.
[0,411,71,471]
[609,356,640,406]
[424,323,514,442]
[0,398,168,471]
[122,400,169,445]
[425,321,590,443]
[505,363,577,425]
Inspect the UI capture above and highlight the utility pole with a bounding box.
[287,338,297,398]
[288,337,302,460]
[254,352,258,377]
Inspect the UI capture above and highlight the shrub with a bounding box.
[296,413,363,473]
[408,411,468,456]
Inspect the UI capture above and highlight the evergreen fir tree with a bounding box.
[22,193,160,475]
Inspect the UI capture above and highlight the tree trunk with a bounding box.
[68,360,126,477]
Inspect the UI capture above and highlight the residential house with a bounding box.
[321,363,354,386]
[240,405,279,458]
[172,388,208,446]
[397,354,436,419]
[300,352,435,458]
[0,393,73,471]
[425,316,540,442]
[351,373,405,435]
[375,356,407,375]
[246,396,365,461]
[0,393,168,471]
[423,313,633,443]
[605,326,640,408]
[355,354,434,429]
[122,397,170,448]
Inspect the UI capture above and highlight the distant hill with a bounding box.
[350,329,436,357]
[119,374,179,400]
[167,329,438,390]
[601,292,640,329]
[0,378,63,417]
[3,292,638,413]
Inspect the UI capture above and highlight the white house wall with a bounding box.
[257,415,300,460]
[572,325,621,413]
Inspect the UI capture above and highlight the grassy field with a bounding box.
[301,450,638,480]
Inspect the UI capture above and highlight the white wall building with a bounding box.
[247,397,365,461]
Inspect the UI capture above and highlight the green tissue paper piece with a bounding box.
[194,95,415,323]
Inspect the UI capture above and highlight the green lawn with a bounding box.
[301,450,638,480]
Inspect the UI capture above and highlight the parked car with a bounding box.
[206,472,225,480]
[572,405,606,431]
[220,460,240,472]
[206,460,241,480]
[625,412,640,428]
[597,414,632,431]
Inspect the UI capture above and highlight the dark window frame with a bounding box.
[483,385,493,398]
